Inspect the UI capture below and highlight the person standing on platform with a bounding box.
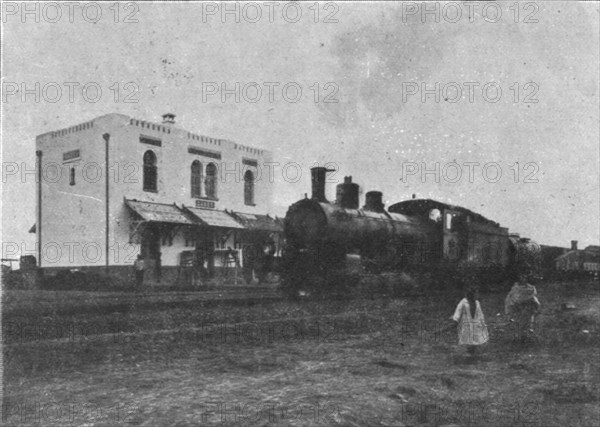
[155,250,162,284]
[134,254,145,287]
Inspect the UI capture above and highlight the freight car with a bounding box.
[281,167,540,296]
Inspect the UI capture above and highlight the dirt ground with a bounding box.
[2,281,599,426]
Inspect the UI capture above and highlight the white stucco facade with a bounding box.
[35,113,275,273]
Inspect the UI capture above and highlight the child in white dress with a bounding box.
[451,287,489,355]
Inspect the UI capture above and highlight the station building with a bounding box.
[32,113,281,284]
[555,241,600,274]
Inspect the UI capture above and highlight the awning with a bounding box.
[183,206,244,229]
[229,211,283,233]
[125,199,195,225]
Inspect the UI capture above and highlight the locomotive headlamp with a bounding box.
[429,209,442,222]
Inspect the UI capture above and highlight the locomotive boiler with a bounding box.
[282,167,540,296]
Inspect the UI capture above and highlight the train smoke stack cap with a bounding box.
[364,191,385,212]
[310,167,335,202]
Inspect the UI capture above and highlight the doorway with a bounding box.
[141,224,161,282]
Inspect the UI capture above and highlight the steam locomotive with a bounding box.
[281,167,540,296]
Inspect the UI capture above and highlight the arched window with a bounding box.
[143,150,157,192]
[69,167,76,186]
[205,163,217,199]
[191,160,203,198]
[244,170,254,205]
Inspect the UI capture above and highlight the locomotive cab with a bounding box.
[389,199,509,266]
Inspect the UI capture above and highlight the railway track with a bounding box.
[3,286,284,318]
[5,304,400,347]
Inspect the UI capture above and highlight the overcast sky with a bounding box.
[2,1,599,257]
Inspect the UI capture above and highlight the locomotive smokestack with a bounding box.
[363,191,385,212]
[336,176,359,209]
[310,167,335,202]
[571,240,578,251]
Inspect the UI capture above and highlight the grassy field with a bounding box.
[2,281,599,426]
